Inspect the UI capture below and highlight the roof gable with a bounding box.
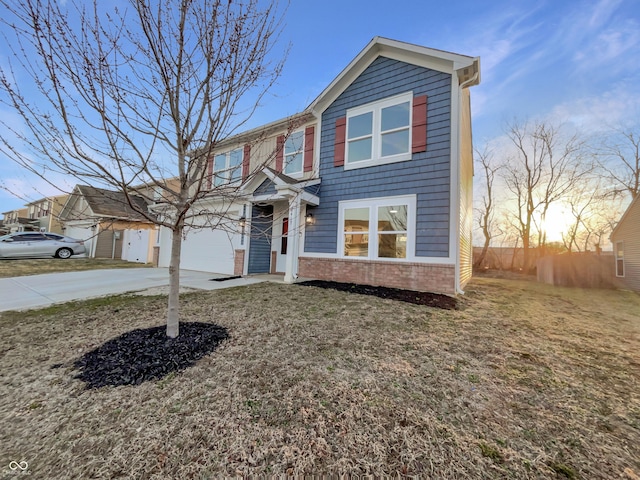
[307,36,480,115]
[61,185,150,221]
[611,194,640,239]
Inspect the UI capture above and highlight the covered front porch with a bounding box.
[236,168,320,283]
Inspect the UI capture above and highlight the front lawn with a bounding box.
[0,257,152,278]
[0,277,638,478]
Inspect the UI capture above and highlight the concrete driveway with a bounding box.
[0,268,269,312]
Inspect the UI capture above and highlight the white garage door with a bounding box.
[179,227,238,275]
[64,225,93,257]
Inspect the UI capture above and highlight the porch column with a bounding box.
[284,194,301,283]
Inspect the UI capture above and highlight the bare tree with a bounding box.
[501,120,588,272]
[0,0,287,337]
[596,128,640,199]
[473,146,502,268]
[560,179,623,253]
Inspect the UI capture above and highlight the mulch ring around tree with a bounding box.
[62,322,229,389]
[297,280,458,310]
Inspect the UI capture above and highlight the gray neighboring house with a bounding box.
[611,195,640,292]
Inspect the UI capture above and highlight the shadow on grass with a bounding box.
[69,322,229,389]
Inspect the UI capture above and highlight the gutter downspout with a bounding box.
[454,63,479,295]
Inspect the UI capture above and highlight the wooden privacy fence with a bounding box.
[537,253,619,289]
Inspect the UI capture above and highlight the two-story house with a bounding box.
[25,195,69,234]
[1,207,39,233]
[158,37,480,295]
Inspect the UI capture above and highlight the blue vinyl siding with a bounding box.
[304,56,452,257]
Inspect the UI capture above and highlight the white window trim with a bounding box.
[337,194,416,261]
[213,148,243,186]
[344,91,413,171]
[283,130,305,178]
[615,240,625,277]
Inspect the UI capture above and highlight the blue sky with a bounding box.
[1,0,639,212]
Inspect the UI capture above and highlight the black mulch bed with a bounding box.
[297,280,458,310]
[69,322,229,389]
[210,275,242,282]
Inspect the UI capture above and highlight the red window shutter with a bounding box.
[207,156,214,189]
[334,117,346,167]
[276,134,284,173]
[242,144,251,180]
[412,95,428,153]
[304,126,315,172]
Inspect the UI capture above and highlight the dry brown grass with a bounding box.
[0,276,639,478]
[0,258,152,278]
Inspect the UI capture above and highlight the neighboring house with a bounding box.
[59,185,156,262]
[1,208,39,233]
[159,37,480,295]
[24,194,69,234]
[610,195,640,292]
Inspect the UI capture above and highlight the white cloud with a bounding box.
[547,81,640,132]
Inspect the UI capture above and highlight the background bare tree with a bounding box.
[473,146,502,268]
[0,0,287,337]
[501,120,589,272]
[596,128,640,199]
[559,178,621,253]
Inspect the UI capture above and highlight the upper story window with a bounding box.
[284,131,304,176]
[213,148,243,186]
[339,195,416,261]
[346,92,412,170]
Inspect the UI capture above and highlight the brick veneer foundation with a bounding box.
[298,257,456,295]
[234,249,245,276]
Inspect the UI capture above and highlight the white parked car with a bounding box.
[0,232,86,259]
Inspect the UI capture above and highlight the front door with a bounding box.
[247,204,273,274]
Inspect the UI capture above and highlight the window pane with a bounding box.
[285,131,304,154]
[348,112,373,139]
[378,233,407,258]
[344,207,369,256]
[381,129,409,157]
[378,205,408,231]
[284,152,303,174]
[344,234,368,256]
[348,137,372,162]
[229,149,243,168]
[227,150,242,183]
[344,207,369,229]
[381,101,410,131]
[214,154,227,185]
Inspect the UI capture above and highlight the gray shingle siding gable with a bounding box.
[304,56,452,257]
[254,179,277,196]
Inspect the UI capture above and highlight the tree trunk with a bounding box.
[167,224,183,338]
[474,233,490,268]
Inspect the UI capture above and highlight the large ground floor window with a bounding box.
[339,195,416,260]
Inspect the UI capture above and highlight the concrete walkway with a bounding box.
[0,268,279,312]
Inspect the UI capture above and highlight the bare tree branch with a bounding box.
[0,0,288,337]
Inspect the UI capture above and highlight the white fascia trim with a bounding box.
[297,178,321,189]
[449,74,462,294]
[274,184,320,206]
